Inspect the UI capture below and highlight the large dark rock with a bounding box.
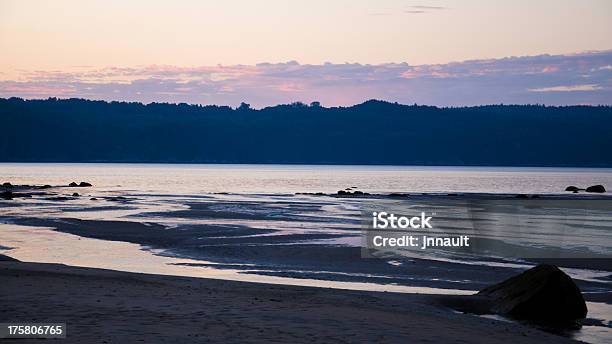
[0,254,19,262]
[2,182,12,188]
[565,186,580,192]
[68,182,78,187]
[478,264,587,323]
[585,185,606,193]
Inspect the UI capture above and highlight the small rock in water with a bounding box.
[68,182,78,187]
[336,190,370,196]
[565,186,580,192]
[585,184,606,193]
[1,191,14,200]
[72,192,80,197]
[79,182,92,187]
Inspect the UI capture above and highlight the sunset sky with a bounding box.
[1,0,611,107]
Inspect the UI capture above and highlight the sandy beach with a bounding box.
[0,255,583,344]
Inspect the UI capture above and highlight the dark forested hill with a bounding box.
[1,97,611,166]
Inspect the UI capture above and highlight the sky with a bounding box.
[1,0,611,107]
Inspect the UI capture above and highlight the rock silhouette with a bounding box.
[585,185,606,193]
[0,254,18,262]
[477,264,587,323]
[336,190,370,196]
[68,181,93,187]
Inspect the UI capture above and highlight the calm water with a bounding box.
[2,163,612,195]
[1,163,611,343]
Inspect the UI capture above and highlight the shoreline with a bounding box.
[2,186,610,300]
[3,180,612,200]
[3,161,612,169]
[1,172,611,342]
[0,256,582,343]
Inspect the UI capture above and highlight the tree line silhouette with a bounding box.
[1,97,610,166]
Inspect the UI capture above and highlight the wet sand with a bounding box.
[0,256,580,344]
[1,183,610,342]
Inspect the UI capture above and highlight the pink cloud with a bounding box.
[1,51,611,107]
